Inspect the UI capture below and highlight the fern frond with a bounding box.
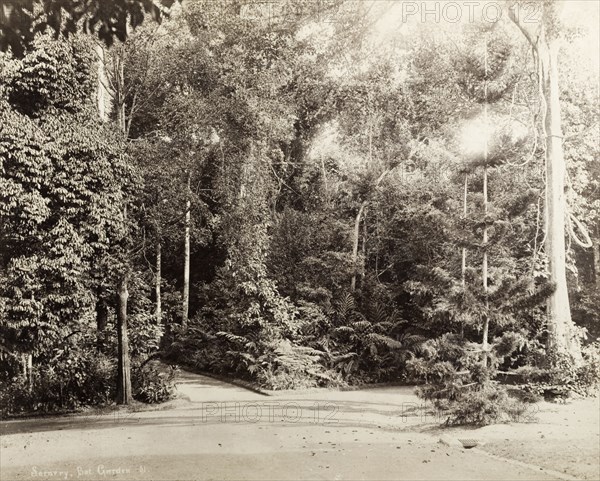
[333,326,355,335]
[335,293,356,321]
[351,320,372,332]
[365,333,403,349]
[217,331,249,345]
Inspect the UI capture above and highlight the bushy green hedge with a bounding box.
[0,313,175,417]
[0,350,115,417]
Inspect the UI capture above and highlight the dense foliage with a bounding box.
[1,1,598,421]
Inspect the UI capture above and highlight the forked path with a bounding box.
[1,368,596,481]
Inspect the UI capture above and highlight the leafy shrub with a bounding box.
[0,376,33,417]
[128,311,164,358]
[301,294,423,384]
[132,361,177,404]
[254,339,344,390]
[167,263,347,390]
[577,342,600,395]
[409,333,528,426]
[441,384,528,426]
[1,310,177,417]
[0,347,115,417]
[407,336,464,383]
[518,342,600,401]
[178,329,342,390]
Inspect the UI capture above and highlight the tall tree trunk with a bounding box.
[97,46,133,403]
[481,41,489,367]
[482,165,489,366]
[96,45,111,122]
[361,207,367,282]
[156,242,162,325]
[21,353,32,392]
[540,38,582,364]
[116,275,132,404]
[321,155,329,206]
[461,173,468,338]
[461,174,468,288]
[593,227,600,288]
[21,353,27,378]
[350,170,391,291]
[182,172,191,328]
[114,50,133,403]
[510,0,583,366]
[115,55,126,135]
[351,202,367,291]
[27,353,32,392]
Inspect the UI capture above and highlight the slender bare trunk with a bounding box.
[21,353,32,392]
[461,174,468,338]
[182,172,191,328]
[351,202,367,291]
[116,275,132,404]
[482,165,489,366]
[27,353,32,392]
[350,169,391,291]
[482,41,489,367]
[353,122,375,290]
[321,156,329,205]
[462,174,468,288]
[21,353,27,378]
[115,53,127,135]
[368,126,373,164]
[156,242,162,325]
[593,230,600,288]
[96,45,111,122]
[361,207,367,282]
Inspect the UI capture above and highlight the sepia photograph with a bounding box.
[0,1,599,480]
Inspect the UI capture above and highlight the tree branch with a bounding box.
[507,1,539,49]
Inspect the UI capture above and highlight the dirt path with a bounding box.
[1,369,598,481]
[441,397,600,480]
